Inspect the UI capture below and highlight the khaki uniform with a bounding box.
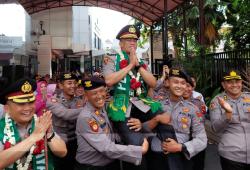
[75,102,142,166]
[210,91,250,164]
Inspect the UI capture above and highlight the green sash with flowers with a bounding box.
[107,51,131,121]
[0,117,54,170]
[107,51,162,121]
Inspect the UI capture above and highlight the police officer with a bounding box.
[210,70,250,170]
[46,72,83,170]
[103,25,162,169]
[75,76,149,170]
[0,77,67,169]
[183,75,207,170]
[148,64,170,101]
[148,68,207,170]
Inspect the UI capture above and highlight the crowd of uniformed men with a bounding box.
[0,25,249,170]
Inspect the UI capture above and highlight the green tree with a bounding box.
[224,0,250,49]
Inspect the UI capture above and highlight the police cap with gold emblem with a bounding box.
[116,25,140,40]
[60,72,77,82]
[169,68,188,82]
[222,70,242,81]
[0,77,37,104]
[82,76,106,91]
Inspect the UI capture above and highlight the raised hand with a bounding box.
[162,65,169,77]
[31,111,52,141]
[129,47,138,67]
[217,97,233,120]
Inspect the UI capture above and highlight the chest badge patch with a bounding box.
[181,117,189,129]
[88,119,99,132]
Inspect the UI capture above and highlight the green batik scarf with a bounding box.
[0,117,54,170]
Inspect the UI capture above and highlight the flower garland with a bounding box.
[3,114,43,170]
[117,49,143,95]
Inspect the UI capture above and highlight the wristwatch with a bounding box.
[47,132,55,142]
[135,65,141,71]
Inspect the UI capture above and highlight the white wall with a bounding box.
[72,6,91,52]
[29,7,72,50]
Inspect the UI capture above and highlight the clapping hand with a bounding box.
[31,111,52,141]
[217,97,233,120]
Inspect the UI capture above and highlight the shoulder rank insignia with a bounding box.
[209,102,215,110]
[103,56,112,65]
[196,95,202,100]
[223,95,227,100]
[243,97,250,103]
[88,119,99,132]
[51,98,58,103]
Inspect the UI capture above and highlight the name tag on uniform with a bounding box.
[130,97,151,113]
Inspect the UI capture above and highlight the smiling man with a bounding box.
[210,70,250,170]
[103,25,162,169]
[0,78,66,169]
[75,76,148,170]
[149,68,207,170]
[46,72,83,170]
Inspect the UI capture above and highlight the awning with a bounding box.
[17,0,185,26]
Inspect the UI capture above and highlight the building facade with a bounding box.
[25,6,104,76]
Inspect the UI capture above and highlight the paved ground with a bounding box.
[204,119,222,170]
[204,144,222,170]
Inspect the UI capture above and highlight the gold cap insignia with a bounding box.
[64,73,72,79]
[85,81,92,88]
[172,69,180,75]
[230,71,237,77]
[129,26,136,33]
[21,81,32,93]
[78,80,82,85]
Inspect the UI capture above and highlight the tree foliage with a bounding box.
[224,0,250,49]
